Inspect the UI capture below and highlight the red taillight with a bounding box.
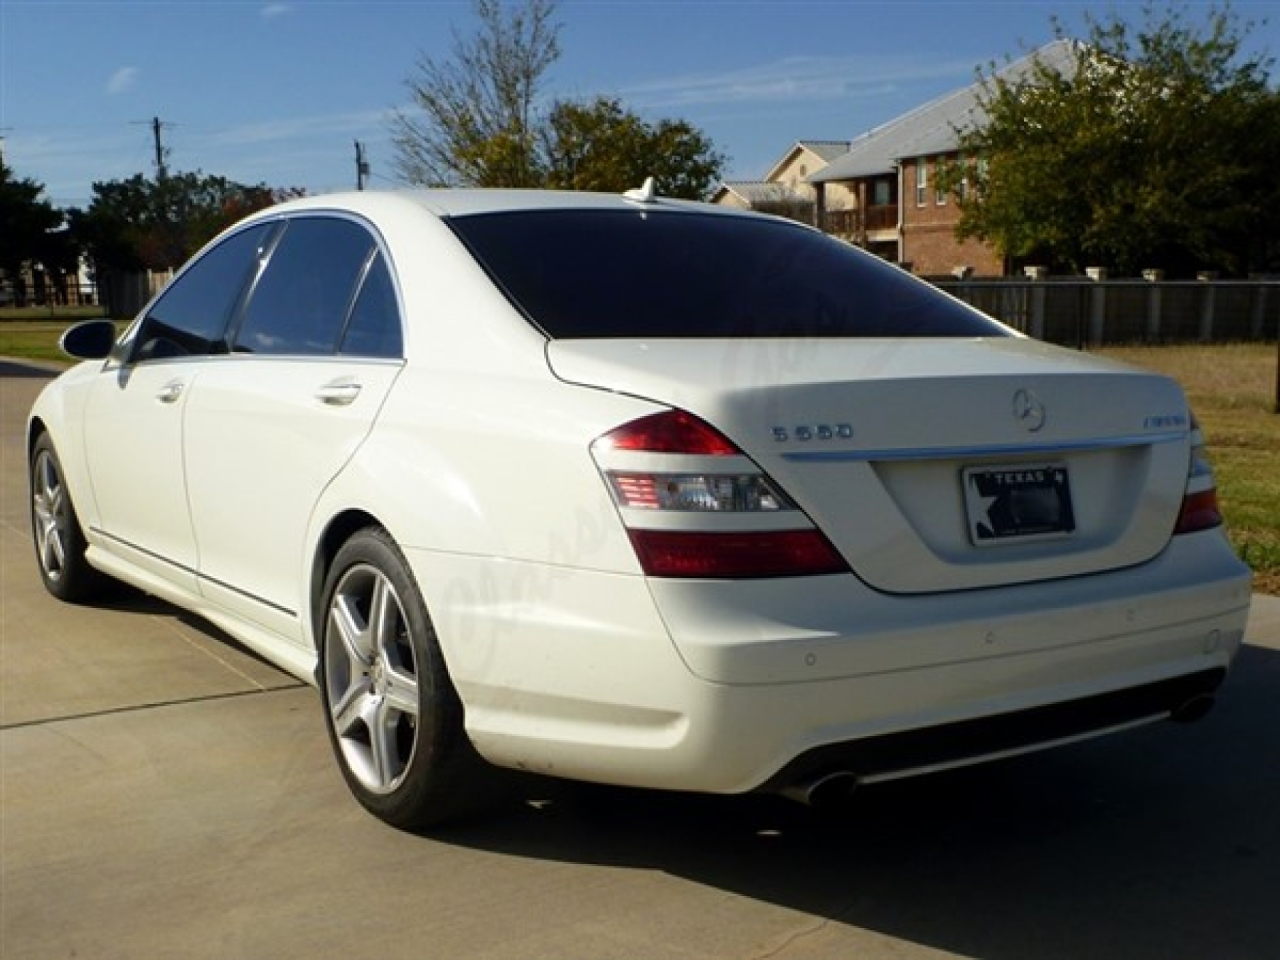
[597,410,739,455]
[627,529,849,579]
[1174,489,1223,535]
[1174,414,1224,535]
[593,409,849,579]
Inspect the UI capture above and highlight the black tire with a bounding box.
[30,432,109,603]
[317,526,490,830]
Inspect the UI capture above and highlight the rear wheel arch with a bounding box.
[310,509,381,651]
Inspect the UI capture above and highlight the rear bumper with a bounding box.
[411,530,1252,795]
[647,529,1250,687]
[757,667,1226,795]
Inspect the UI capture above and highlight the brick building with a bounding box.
[714,40,1078,277]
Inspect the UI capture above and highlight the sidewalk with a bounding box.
[1247,591,1280,648]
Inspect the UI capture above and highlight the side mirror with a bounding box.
[60,319,118,360]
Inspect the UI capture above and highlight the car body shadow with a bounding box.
[91,585,298,679]
[438,641,1280,958]
[0,360,61,379]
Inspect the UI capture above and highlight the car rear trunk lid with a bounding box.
[548,337,1191,593]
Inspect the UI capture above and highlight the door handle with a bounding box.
[156,379,185,404]
[315,380,362,406]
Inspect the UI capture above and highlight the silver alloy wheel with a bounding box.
[324,562,421,795]
[32,448,70,584]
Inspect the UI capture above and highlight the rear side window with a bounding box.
[140,222,273,358]
[449,210,1008,339]
[339,251,403,358]
[235,217,378,355]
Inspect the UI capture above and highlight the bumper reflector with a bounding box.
[627,528,849,579]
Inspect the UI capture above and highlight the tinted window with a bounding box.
[235,217,376,355]
[449,210,1008,339]
[339,251,403,358]
[140,222,272,357]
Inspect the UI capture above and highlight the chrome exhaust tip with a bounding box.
[780,770,860,807]
[1171,694,1216,724]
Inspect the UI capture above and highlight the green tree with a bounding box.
[391,0,559,187]
[0,160,68,303]
[542,97,724,199]
[72,171,289,274]
[945,2,1278,276]
[391,0,725,198]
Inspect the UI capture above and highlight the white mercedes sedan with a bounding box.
[28,187,1253,830]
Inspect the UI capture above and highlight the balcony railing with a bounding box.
[866,204,897,231]
[818,205,898,237]
[819,209,857,236]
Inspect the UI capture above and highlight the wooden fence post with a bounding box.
[1024,266,1048,340]
[1086,267,1107,346]
[1251,282,1268,340]
[1197,272,1218,343]
[1143,269,1164,342]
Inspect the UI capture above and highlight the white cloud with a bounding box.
[616,54,978,110]
[261,3,292,19]
[201,109,393,148]
[106,66,139,96]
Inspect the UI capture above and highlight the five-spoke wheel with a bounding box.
[30,433,104,603]
[324,561,422,795]
[318,527,484,829]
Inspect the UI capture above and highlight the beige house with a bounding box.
[711,140,851,223]
[715,41,1079,277]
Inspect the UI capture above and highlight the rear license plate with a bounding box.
[963,463,1076,546]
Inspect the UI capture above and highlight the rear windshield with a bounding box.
[448,209,1008,339]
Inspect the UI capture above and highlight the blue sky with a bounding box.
[3,1,1278,208]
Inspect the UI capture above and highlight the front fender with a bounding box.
[27,361,108,537]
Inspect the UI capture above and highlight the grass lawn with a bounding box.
[3,324,1276,593]
[1096,344,1280,595]
[0,321,90,364]
[0,305,104,322]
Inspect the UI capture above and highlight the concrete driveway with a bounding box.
[3,360,1278,959]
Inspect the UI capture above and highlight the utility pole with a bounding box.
[133,116,172,179]
[151,116,169,178]
[354,140,369,191]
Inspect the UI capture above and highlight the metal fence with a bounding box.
[934,277,1280,347]
[0,272,178,318]
[0,280,99,310]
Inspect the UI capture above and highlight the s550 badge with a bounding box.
[773,423,854,442]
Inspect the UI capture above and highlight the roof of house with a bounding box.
[712,181,812,206]
[762,140,852,182]
[797,140,854,164]
[811,39,1079,184]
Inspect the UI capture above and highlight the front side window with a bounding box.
[916,160,928,207]
[136,222,273,360]
[234,217,377,355]
[450,209,1007,340]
